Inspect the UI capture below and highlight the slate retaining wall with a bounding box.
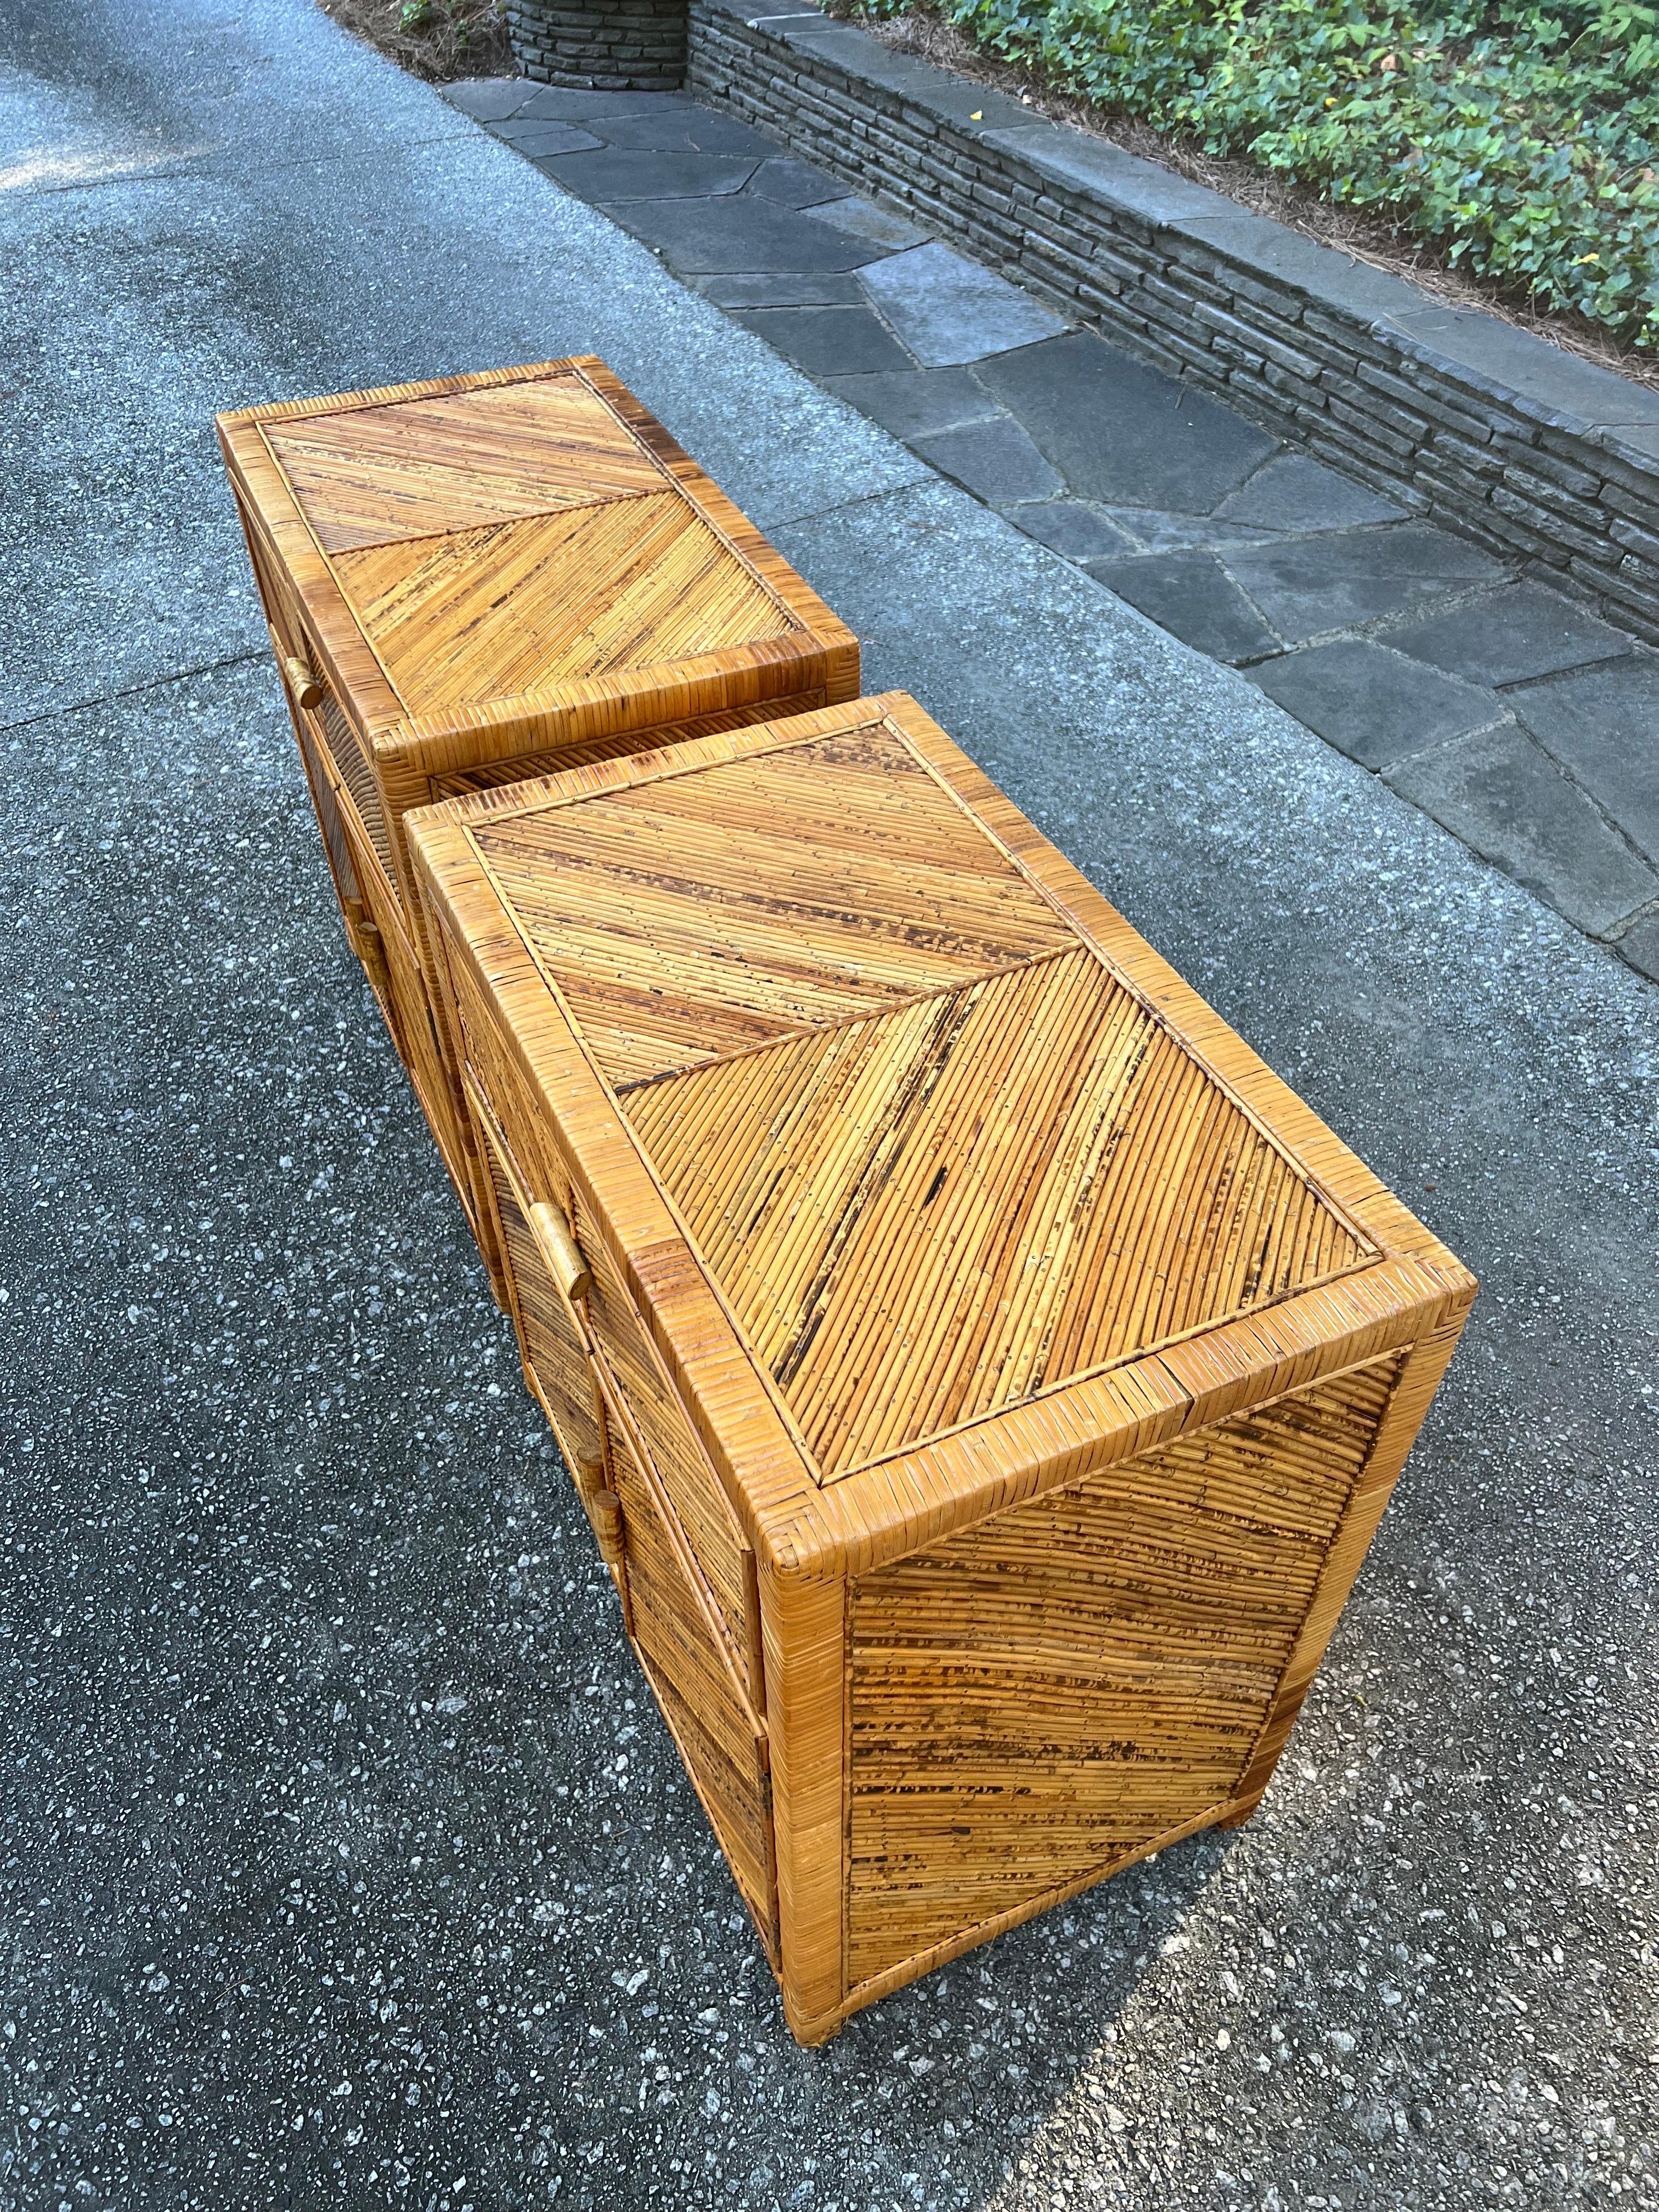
[687,0,1659,644]
[507,0,686,90]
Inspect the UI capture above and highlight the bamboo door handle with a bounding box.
[529,1199,592,1304]
[573,1449,607,1507]
[590,1489,625,1571]
[351,917,408,1060]
[589,1486,632,1634]
[353,916,391,998]
[282,652,324,710]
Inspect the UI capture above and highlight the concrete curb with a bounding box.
[687,0,1659,646]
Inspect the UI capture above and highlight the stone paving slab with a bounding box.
[1004,498,1139,562]
[698,267,862,307]
[820,364,1003,439]
[859,239,1068,366]
[4,10,1659,2211]
[730,301,914,378]
[1098,504,1284,552]
[1225,524,1507,641]
[597,189,889,271]
[1391,581,1633,689]
[747,152,845,207]
[597,104,777,155]
[455,76,1659,978]
[1513,657,1659,859]
[493,116,602,155]
[539,144,758,198]
[802,191,929,251]
[913,411,1065,505]
[1386,724,1659,935]
[1088,547,1282,663]
[1212,452,1409,532]
[1251,640,1503,770]
[975,332,1283,512]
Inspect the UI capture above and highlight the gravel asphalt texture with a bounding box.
[2,4,1657,2208]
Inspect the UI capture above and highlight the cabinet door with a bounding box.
[474,1106,606,1480]
[598,1399,778,1961]
[576,1218,758,1700]
[448,945,761,1705]
[289,702,368,940]
[469,1100,779,1953]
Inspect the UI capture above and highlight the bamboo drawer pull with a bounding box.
[282,653,323,710]
[529,1199,592,1304]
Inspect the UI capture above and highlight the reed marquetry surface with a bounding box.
[262,378,668,550]
[426,692,829,803]
[409,691,1476,2044]
[624,944,1369,1479]
[216,357,859,1294]
[844,1353,1401,1991]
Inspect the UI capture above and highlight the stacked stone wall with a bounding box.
[689,0,1659,644]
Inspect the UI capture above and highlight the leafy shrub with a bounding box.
[855,0,1659,346]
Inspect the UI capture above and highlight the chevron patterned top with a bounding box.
[466,716,1375,1478]
[264,375,668,551]
[332,493,796,717]
[470,721,1075,1082]
[257,366,806,720]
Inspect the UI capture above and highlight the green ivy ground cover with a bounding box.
[856,0,1659,347]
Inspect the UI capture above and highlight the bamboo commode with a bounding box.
[217,358,859,1301]
[407,691,1475,2045]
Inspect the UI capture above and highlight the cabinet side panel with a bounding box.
[843,1353,1404,1993]
[1228,1295,1473,1810]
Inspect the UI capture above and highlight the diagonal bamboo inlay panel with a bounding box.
[625,948,1371,1477]
[844,1353,1403,1988]
[265,376,667,552]
[469,722,1074,1086]
[334,492,796,716]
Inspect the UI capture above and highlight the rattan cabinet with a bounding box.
[216,358,859,1295]
[408,692,1475,2045]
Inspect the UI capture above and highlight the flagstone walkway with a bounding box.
[451,74,1659,980]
